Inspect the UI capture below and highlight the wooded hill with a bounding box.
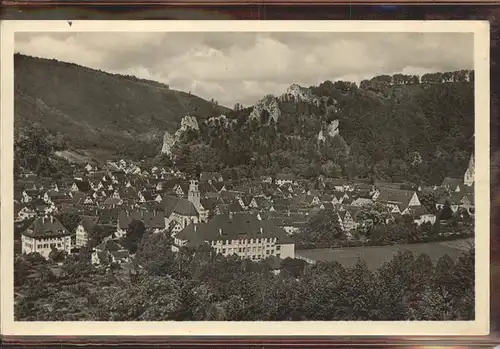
[15,53,474,185]
[169,70,474,185]
[14,54,229,159]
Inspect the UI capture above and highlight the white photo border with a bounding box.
[0,20,491,336]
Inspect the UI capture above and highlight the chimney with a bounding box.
[218,228,222,236]
[229,212,233,221]
[259,227,263,233]
[194,224,197,232]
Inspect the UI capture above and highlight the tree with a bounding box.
[56,213,81,234]
[343,258,381,320]
[48,246,67,263]
[293,209,345,247]
[433,254,456,298]
[95,275,182,321]
[356,203,392,236]
[440,200,454,220]
[450,247,474,319]
[136,232,176,276]
[121,220,146,254]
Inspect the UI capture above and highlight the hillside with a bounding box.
[14,53,474,185]
[14,53,230,159]
[167,72,474,185]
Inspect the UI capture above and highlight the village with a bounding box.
[13,149,475,274]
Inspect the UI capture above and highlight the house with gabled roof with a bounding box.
[119,186,140,202]
[97,208,119,226]
[275,173,295,186]
[21,215,72,259]
[260,175,273,184]
[16,205,36,222]
[75,217,98,248]
[117,209,166,236]
[238,195,259,210]
[43,190,69,205]
[441,177,464,193]
[436,192,467,213]
[101,197,123,209]
[338,210,356,232]
[71,180,92,193]
[91,240,130,265]
[324,178,352,192]
[163,195,200,230]
[407,206,436,226]
[293,194,320,207]
[460,192,474,215]
[173,182,190,197]
[373,188,421,214]
[350,196,374,207]
[212,182,227,192]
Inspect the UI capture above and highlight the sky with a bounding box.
[15,32,473,107]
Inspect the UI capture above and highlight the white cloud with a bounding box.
[15,31,473,107]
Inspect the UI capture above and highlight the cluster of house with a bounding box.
[15,153,475,266]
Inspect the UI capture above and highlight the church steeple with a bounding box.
[464,152,474,186]
[188,179,200,208]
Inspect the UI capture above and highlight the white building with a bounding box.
[75,218,98,248]
[174,212,295,260]
[464,153,475,186]
[21,216,72,259]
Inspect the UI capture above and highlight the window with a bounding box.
[276,253,281,258]
[222,248,226,254]
[266,250,270,255]
[252,247,256,252]
[276,245,281,251]
[239,248,242,253]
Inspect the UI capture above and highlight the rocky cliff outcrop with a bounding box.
[161,115,200,156]
[317,119,340,142]
[161,131,176,156]
[286,83,315,102]
[206,114,236,128]
[249,94,282,123]
[178,115,199,132]
[280,83,322,106]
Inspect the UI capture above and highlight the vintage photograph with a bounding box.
[3,21,488,330]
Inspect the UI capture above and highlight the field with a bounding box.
[295,238,474,269]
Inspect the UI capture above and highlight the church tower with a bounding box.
[188,180,200,208]
[464,153,475,186]
[188,179,207,222]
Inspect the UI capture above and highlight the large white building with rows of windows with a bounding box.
[21,215,72,259]
[173,212,295,260]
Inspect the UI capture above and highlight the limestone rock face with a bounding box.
[161,131,176,155]
[286,83,315,102]
[279,83,322,107]
[249,94,281,123]
[206,114,235,128]
[178,115,199,132]
[161,115,200,156]
[318,119,340,142]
